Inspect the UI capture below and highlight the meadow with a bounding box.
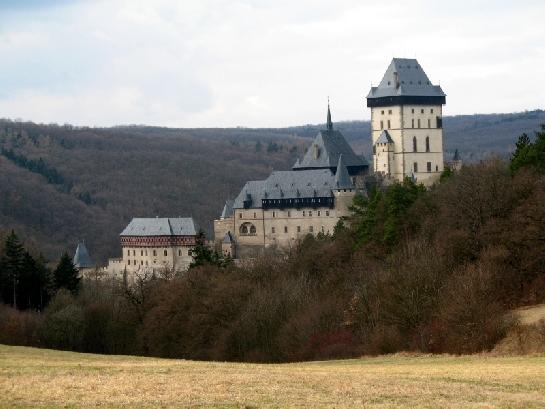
[1,345,544,408]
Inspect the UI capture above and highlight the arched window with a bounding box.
[240,222,256,236]
[413,137,417,152]
[425,136,430,152]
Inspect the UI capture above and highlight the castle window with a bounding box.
[309,211,312,217]
[127,250,130,256]
[387,120,391,129]
[413,162,418,172]
[297,226,301,233]
[141,260,143,265]
[318,211,321,216]
[381,110,384,114]
[141,250,143,256]
[380,121,384,130]
[303,211,306,216]
[411,119,414,128]
[431,109,434,113]
[421,109,424,114]
[436,165,439,171]
[284,226,288,233]
[413,137,417,152]
[388,109,392,114]
[146,261,148,266]
[436,116,442,128]
[272,227,275,234]
[288,211,291,217]
[428,119,431,128]
[427,162,432,172]
[133,250,136,256]
[178,250,182,256]
[272,211,276,218]
[239,213,242,219]
[309,226,314,233]
[164,250,167,256]
[412,108,415,114]
[418,119,421,128]
[253,212,256,218]
[425,136,430,152]
[326,210,330,216]
[127,260,130,265]
[153,250,157,256]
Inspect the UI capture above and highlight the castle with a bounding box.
[79,57,452,270]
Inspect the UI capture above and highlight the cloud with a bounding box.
[0,0,543,127]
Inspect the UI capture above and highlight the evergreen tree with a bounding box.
[510,125,545,174]
[189,231,231,269]
[54,253,80,295]
[0,231,25,307]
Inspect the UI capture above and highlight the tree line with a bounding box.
[0,125,544,361]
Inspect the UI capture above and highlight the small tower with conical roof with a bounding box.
[73,241,93,273]
[333,154,356,214]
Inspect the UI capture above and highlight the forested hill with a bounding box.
[0,109,544,264]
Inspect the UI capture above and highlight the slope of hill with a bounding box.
[0,109,543,263]
[1,345,544,408]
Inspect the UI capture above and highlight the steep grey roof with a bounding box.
[220,200,234,219]
[367,58,445,99]
[293,130,368,170]
[120,217,197,236]
[293,105,368,171]
[335,155,353,189]
[452,149,461,161]
[375,130,394,144]
[233,169,337,209]
[73,242,93,269]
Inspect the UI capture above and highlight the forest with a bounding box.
[0,109,544,264]
[0,125,543,361]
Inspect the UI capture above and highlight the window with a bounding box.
[164,250,168,256]
[127,250,130,256]
[153,250,157,256]
[413,162,418,172]
[127,260,130,265]
[411,108,415,114]
[272,211,276,218]
[436,116,442,128]
[388,109,392,114]
[146,261,148,266]
[436,165,439,171]
[239,213,242,219]
[140,250,143,256]
[431,108,434,113]
[272,227,275,234]
[178,249,182,256]
[326,210,330,216]
[425,136,430,152]
[418,119,421,128]
[284,226,288,233]
[309,226,314,233]
[297,226,301,233]
[427,162,432,172]
[387,120,391,129]
[253,212,256,218]
[288,211,291,217]
[421,109,424,114]
[411,119,414,128]
[428,119,431,128]
[381,110,384,114]
[239,222,257,235]
[308,211,312,217]
[188,250,192,257]
[413,136,417,152]
[141,260,143,265]
[380,120,384,130]
[133,250,136,256]
[317,211,321,216]
[303,211,306,216]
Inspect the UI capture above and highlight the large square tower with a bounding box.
[367,58,446,186]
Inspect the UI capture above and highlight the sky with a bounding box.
[0,0,544,128]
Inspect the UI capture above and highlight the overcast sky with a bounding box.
[0,0,544,127]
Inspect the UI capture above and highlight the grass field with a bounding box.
[1,345,545,408]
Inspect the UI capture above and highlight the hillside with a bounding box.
[1,345,544,408]
[0,109,544,263]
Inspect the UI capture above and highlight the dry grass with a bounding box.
[516,304,545,326]
[1,345,545,408]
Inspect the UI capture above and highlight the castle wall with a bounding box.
[371,104,444,186]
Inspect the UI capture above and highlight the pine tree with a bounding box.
[189,231,231,269]
[0,230,25,307]
[54,253,80,295]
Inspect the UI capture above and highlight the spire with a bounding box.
[73,241,93,269]
[326,97,333,131]
[335,154,353,189]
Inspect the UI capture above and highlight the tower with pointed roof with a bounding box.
[367,58,446,185]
